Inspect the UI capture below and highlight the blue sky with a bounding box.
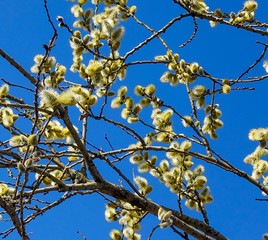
[0,0,268,239]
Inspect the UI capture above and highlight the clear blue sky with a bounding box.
[0,0,268,239]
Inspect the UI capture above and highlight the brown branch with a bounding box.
[173,0,268,36]
[100,181,227,240]
[123,13,191,60]
[148,225,160,240]
[94,153,145,199]
[57,106,104,182]
[19,182,101,198]
[77,231,88,240]
[236,43,268,81]
[179,17,198,48]
[0,102,54,115]
[98,145,268,195]
[0,48,39,87]
[0,197,30,240]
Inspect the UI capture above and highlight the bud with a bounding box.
[137,162,150,173]
[111,97,122,109]
[104,0,114,6]
[127,115,139,124]
[159,219,173,229]
[17,162,26,172]
[25,158,33,167]
[134,176,148,188]
[180,59,186,69]
[198,66,204,75]
[111,27,125,41]
[180,140,192,151]
[211,109,222,119]
[194,175,207,188]
[111,41,121,51]
[185,199,196,209]
[244,0,258,12]
[28,134,38,146]
[82,34,90,45]
[263,60,268,73]
[58,91,78,106]
[159,160,169,172]
[68,156,79,162]
[119,0,128,4]
[117,86,128,97]
[184,170,194,181]
[123,227,134,239]
[46,57,56,69]
[160,71,173,83]
[191,85,206,98]
[0,84,9,98]
[130,5,137,15]
[56,16,63,21]
[143,185,153,195]
[3,116,13,127]
[78,0,88,4]
[42,176,52,186]
[88,95,98,106]
[120,108,130,119]
[190,62,199,74]
[132,104,142,114]
[196,97,205,109]
[210,131,218,140]
[102,18,114,33]
[134,85,145,96]
[145,84,156,96]
[162,211,172,221]
[182,115,193,127]
[214,119,224,129]
[118,68,127,81]
[140,97,150,107]
[9,135,22,147]
[71,5,83,18]
[214,9,223,17]
[109,229,121,240]
[40,89,59,108]
[150,168,161,178]
[125,97,133,110]
[107,91,115,97]
[0,184,9,196]
[129,153,143,165]
[193,165,205,176]
[222,84,231,94]
[73,31,82,40]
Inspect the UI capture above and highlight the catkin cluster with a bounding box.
[151,108,174,144]
[44,120,76,143]
[111,86,143,123]
[191,85,207,109]
[35,170,68,187]
[158,208,173,228]
[105,201,143,240]
[182,0,209,13]
[30,55,56,74]
[0,84,19,128]
[244,128,268,187]
[202,104,224,140]
[0,184,15,197]
[134,84,163,109]
[210,1,258,27]
[0,107,18,128]
[230,0,258,25]
[129,140,213,211]
[157,51,204,86]
[43,64,67,88]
